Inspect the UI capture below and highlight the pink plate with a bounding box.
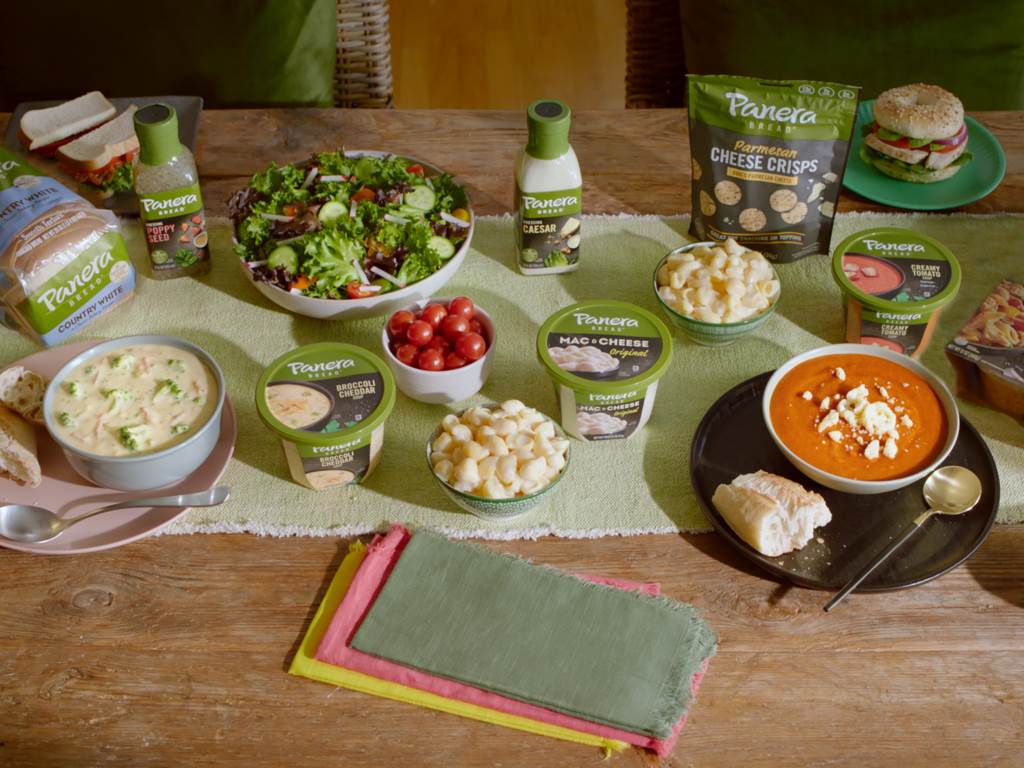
[0,340,236,555]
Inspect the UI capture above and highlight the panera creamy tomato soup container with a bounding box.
[832,228,961,358]
[257,343,395,490]
[537,300,672,441]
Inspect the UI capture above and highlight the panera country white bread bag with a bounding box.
[688,75,859,262]
[0,147,134,346]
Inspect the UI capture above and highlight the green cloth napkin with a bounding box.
[349,529,717,739]
[1,213,1019,538]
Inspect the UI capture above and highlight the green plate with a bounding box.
[842,99,1005,211]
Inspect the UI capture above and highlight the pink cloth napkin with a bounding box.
[315,524,705,756]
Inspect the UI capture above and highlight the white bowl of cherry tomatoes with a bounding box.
[381,296,496,404]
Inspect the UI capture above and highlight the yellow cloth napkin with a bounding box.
[288,540,628,753]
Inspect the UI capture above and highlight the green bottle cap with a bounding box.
[134,103,182,165]
[526,99,572,160]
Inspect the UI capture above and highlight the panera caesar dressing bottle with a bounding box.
[514,99,582,275]
[133,103,210,278]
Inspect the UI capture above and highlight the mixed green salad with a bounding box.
[229,151,472,300]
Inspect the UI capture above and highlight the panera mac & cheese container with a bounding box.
[257,343,395,489]
[832,228,961,358]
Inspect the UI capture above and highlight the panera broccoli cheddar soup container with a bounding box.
[537,300,672,441]
[257,343,395,490]
[832,228,961,359]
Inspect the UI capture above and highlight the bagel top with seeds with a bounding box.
[873,83,963,140]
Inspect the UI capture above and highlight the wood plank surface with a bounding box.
[1,108,1023,767]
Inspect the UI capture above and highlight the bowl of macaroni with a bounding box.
[427,401,571,519]
[654,239,781,346]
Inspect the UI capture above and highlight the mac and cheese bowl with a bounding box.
[654,239,780,346]
[427,401,571,519]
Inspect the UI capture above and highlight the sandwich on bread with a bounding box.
[18,91,116,156]
[860,83,972,184]
[56,105,139,194]
[712,471,831,557]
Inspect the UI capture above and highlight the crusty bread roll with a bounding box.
[873,83,963,140]
[0,366,47,423]
[712,471,831,557]
[0,404,41,487]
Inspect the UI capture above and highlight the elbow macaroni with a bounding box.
[431,400,569,499]
[656,238,780,324]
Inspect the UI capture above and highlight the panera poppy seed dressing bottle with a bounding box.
[514,99,582,274]
[133,103,210,278]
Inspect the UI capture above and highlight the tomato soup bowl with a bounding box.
[43,335,226,491]
[380,298,497,405]
[762,344,959,495]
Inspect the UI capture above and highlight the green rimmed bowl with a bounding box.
[653,241,780,346]
[426,405,571,520]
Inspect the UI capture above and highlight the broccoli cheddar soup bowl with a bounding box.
[763,344,959,495]
[43,335,226,491]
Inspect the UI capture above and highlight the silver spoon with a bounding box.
[0,486,231,544]
[824,466,983,612]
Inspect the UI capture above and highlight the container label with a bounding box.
[138,182,210,274]
[515,185,581,271]
[286,435,373,488]
[544,308,664,383]
[562,384,648,440]
[855,304,931,356]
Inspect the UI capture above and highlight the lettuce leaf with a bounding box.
[395,247,441,287]
[302,229,364,297]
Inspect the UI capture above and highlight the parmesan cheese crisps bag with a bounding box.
[687,75,859,262]
[0,148,134,346]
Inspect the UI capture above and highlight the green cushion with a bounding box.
[679,0,1024,110]
[0,0,336,110]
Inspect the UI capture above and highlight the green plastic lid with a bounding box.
[831,227,961,315]
[134,103,182,165]
[537,300,673,394]
[526,99,572,160]
[256,342,395,447]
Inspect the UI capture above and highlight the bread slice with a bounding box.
[19,91,116,151]
[57,106,139,173]
[0,366,47,424]
[712,470,831,557]
[0,404,41,487]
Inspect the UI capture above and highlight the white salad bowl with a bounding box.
[762,343,960,495]
[381,298,496,405]
[234,150,474,321]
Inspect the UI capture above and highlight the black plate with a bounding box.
[4,95,203,216]
[690,372,1000,591]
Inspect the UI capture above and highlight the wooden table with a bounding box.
[1,110,1022,768]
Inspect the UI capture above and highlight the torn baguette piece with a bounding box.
[712,470,831,557]
[0,366,47,424]
[0,404,41,487]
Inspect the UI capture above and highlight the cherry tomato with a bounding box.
[406,164,425,176]
[444,352,468,370]
[416,348,445,371]
[455,332,486,361]
[395,343,419,365]
[439,314,469,340]
[420,303,448,328]
[387,310,416,339]
[447,296,475,320]
[425,335,451,353]
[468,318,484,336]
[406,319,434,347]
[351,187,376,203]
[451,208,470,222]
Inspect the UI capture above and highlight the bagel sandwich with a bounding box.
[861,83,971,184]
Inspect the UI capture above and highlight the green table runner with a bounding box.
[1,213,1019,537]
[349,529,717,738]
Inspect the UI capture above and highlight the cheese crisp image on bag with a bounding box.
[688,75,859,262]
[0,147,134,346]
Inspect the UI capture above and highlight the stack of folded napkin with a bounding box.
[290,525,717,756]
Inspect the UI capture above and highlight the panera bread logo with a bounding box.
[863,239,925,253]
[522,193,579,212]
[287,359,356,376]
[0,160,16,173]
[37,250,114,312]
[877,312,923,321]
[142,193,198,214]
[589,390,638,402]
[725,92,817,125]
[573,312,639,329]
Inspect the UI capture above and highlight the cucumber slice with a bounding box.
[427,236,455,260]
[354,156,376,183]
[404,185,436,211]
[396,204,427,220]
[318,200,348,223]
[268,245,299,274]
